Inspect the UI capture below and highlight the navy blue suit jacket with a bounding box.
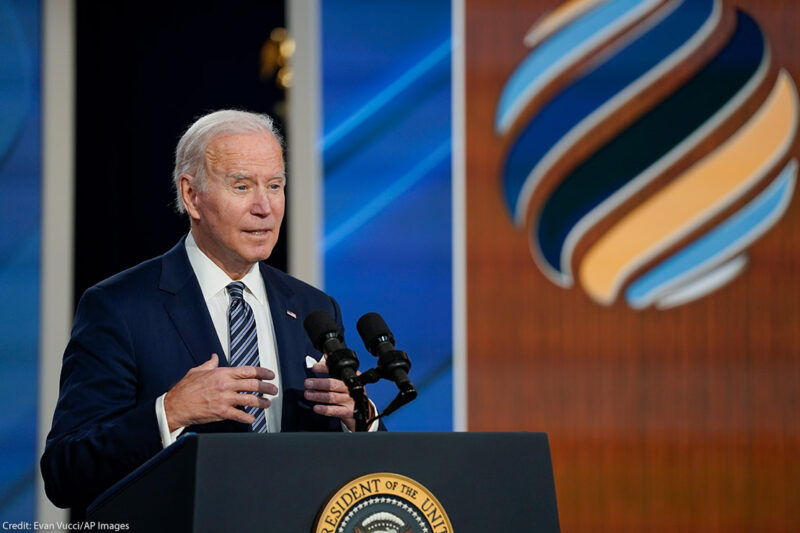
[41,238,344,509]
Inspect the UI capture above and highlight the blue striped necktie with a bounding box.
[226,281,267,433]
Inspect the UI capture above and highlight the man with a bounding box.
[41,110,377,510]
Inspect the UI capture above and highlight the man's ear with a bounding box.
[179,173,201,219]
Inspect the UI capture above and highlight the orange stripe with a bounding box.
[524,0,608,48]
[579,71,798,304]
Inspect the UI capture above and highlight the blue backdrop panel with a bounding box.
[321,1,452,430]
[0,0,41,522]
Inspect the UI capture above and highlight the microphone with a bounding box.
[303,310,362,394]
[356,313,416,398]
[303,310,370,431]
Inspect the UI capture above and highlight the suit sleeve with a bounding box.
[40,285,163,509]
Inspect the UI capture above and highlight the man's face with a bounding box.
[182,132,286,279]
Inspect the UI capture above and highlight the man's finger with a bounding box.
[313,404,353,418]
[304,377,348,392]
[224,390,270,410]
[198,353,219,370]
[233,394,271,410]
[225,407,257,425]
[236,378,279,396]
[256,380,279,396]
[311,361,328,374]
[304,390,352,405]
[230,365,275,381]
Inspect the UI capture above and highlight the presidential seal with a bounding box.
[314,473,453,533]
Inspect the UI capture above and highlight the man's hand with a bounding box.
[164,353,278,431]
[304,360,365,432]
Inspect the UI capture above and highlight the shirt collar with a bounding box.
[185,232,267,305]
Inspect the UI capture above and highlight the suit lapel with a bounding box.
[159,238,227,368]
[259,264,309,415]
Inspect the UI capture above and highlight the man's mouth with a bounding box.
[244,230,269,235]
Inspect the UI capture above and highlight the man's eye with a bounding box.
[236,185,248,191]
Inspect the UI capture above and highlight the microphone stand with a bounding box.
[326,347,370,432]
[358,348,417,425]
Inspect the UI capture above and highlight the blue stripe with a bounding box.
[503,0,714,221]
[239,337,259,365]
[626,162,797,307]
[230,304,245,324]
[320,39,451,153]
[251,411,267,433]
[232,326,257,355]
[496,0,654,132]
[536,11,765,275]
[227,282,260,379]
[229,314,249,342]
[231,334,259,367]
[324,140,451,251]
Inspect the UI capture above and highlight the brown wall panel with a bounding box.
[465,0,800,531]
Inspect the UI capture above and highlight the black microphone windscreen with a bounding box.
[303,310,341,350]
[357,312,393,348]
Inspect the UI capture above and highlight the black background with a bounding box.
[75,1,287,306]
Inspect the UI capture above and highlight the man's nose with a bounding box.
[250,188,274,216]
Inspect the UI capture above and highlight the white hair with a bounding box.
[172,109,283,213]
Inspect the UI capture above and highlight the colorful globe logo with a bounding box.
[496,0,799,309]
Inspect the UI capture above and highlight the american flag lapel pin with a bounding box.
[286,310,297,319]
